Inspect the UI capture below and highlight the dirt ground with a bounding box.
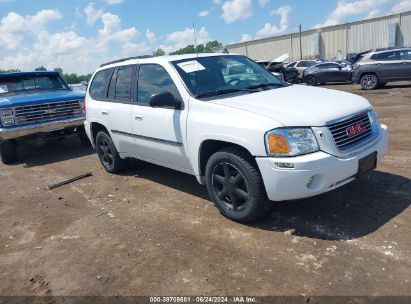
[0,82,410,297]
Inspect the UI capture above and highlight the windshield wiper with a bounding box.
[246,82,283,90]
[195,88,255,99]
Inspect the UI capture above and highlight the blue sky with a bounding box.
[0,0,410,74]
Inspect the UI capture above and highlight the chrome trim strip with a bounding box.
[0,116,85,140]
[111,130,183,146]
[325,108,372,126]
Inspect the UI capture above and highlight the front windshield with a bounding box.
[172,55,283,98]
[0,74,69,96]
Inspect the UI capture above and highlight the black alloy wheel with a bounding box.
[96,131,126,173]
[211,162,249,212]
[205,147,268,223]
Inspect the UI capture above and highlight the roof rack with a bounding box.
[99,55,153,67]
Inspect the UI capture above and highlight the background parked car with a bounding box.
[0,71,86,164]
[69,83,87,93]
[351,47,411,90]
[286,60,318,78]
[303,62,352,86]
[256,60,299,83]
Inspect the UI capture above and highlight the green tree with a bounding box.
[34,66,47,71]
[153,48,165,56]
[204,40,222,52]
[54,67,63,74]
[169,40,223,55]
[0,69,21,73]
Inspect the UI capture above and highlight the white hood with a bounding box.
[210,85,372,127]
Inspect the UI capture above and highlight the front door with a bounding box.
[375,50,401,81]
[131,64,191,171]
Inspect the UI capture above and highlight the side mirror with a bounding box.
[149,91,182,110]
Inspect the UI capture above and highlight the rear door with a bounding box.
[374,51,401,81]
[99,65,136,154]
[399,49,411,80]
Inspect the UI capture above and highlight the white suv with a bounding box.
[85,53,388,222]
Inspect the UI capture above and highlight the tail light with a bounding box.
[79,99,86,114]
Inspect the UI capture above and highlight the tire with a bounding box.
[78,133,91,147]
[95,131,126,173]
[305,76,317,86]
[1,141,17,164]
[360,74,379,90]
[205,147,268,223]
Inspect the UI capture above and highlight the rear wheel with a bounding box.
[205,147,268,223]
[96,131,126,173]
[1,141,17,164]
[305,76,317,86]
[360,74,379,90]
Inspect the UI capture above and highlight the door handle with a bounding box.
[102,111,109,115]
[134,114,144,120]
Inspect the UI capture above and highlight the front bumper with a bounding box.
[0,116,85,141]
[256,124,388,201]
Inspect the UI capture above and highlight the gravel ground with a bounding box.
[0,82,410,297]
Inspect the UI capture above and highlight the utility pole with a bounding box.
[299,24,303,60]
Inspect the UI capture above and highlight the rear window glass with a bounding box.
[89,68,113,100]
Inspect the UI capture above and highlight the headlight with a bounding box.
[2,117,15,126]
[369,110,380,127]
[1,108,14,116]
[265,128,319,157]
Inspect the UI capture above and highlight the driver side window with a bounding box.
[137,64,181,106]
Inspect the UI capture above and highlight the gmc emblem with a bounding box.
[346,122,366,137]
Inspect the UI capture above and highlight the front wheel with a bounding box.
[205,147,268,223]
[360,74,379,90]
[96,131,127,173]
[78,133,91,147]
[1,141,17,164]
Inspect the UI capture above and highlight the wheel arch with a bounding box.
[90,122,110,145]
[197,139,256,183]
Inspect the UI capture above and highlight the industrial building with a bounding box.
[225,10,411,61]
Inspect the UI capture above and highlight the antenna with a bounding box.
[193,18,199,58]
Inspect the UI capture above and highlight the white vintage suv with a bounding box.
[85,53,388,222]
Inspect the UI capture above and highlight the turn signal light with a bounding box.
[267,134,290,154]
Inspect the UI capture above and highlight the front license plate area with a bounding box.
[357,152,377,176]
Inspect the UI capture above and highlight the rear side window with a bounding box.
[400,50,411,60]
[89,68,113,100]
[374,51,400,61]
[114,65,134,101]
[317,63,338,69]
[137,64,181,106]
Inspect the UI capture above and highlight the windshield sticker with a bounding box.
[177,60,206,73]
[0,84,9,93]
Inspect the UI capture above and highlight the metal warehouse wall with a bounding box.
[226,11,411,61]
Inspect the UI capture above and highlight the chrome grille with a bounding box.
[14,100,83,125]
[328,111,372,151]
